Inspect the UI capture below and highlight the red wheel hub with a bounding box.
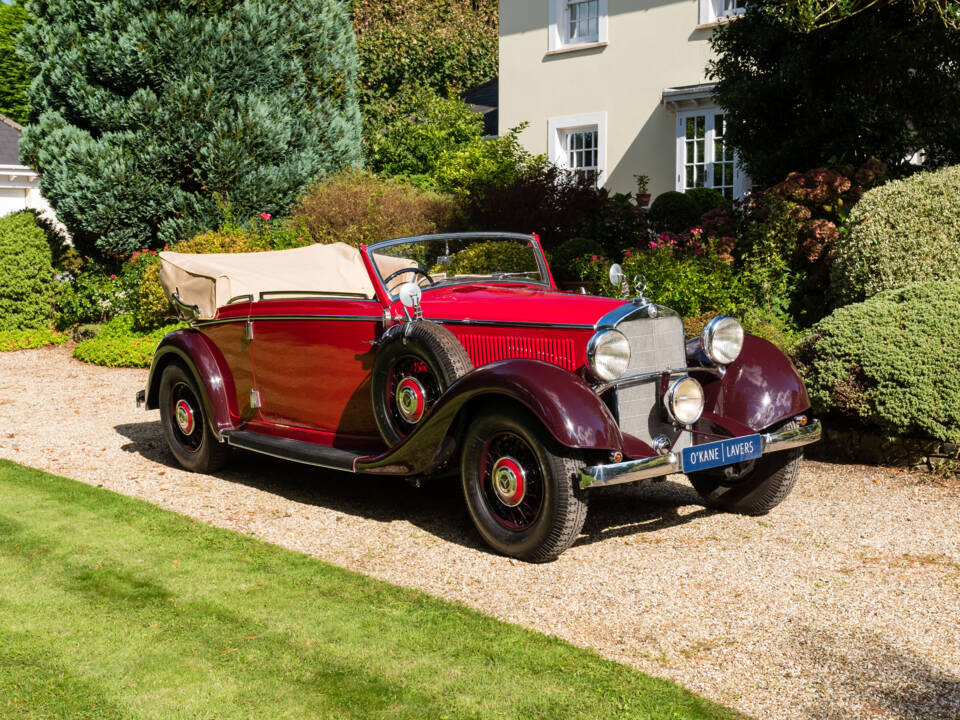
[395,377,427,424]
[175,399,196,435]
[491,456,525,507]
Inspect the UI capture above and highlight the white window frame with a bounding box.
[548,0,608,52]
[675,108,750,199]
[698,0,746,26]
[548,112,607,188]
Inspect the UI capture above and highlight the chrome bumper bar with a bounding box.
[579,418,822,489]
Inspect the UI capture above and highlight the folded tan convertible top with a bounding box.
[158,242,411,320]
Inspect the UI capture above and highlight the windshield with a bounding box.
[368,233,549,297]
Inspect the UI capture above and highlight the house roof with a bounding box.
[0,113,23,133]
[461,78,499,137]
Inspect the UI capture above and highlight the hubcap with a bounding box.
[491,456,525,507]
[175,399,196,435]
[395,377,427,423]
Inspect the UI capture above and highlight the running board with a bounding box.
[221,430,363,472]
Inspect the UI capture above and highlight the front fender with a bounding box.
[698,334,811,433]
[145,329,238,438]
[357,359,622,475]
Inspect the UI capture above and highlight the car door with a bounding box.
[246,297,384,448]
[197,300,258,423]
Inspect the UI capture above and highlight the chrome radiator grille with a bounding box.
[611,314,691,451]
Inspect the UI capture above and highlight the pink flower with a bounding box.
[260,212,271,221]
[109,274,116,279]
[624,250,632,257]
[163,244,169,250]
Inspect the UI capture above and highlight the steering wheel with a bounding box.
[383,267,436,289]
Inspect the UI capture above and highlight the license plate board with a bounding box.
[681,434,762,473]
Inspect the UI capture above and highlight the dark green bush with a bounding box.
[796,280,960,441]
[0,211,55,330]
[549,237,607,281]
[293,171,458,248]
[442,241,538,276]
[21,0,361,261]
[647,192,701,234]
[684,187,729,217]
[73,315,185,368]
[0,328,67,351]
[831,164,960,304]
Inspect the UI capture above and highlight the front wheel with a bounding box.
[461,408,588,562]
[688,420,803,515]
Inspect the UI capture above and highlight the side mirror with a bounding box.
[398,281,422,309]
[609,263,625,287]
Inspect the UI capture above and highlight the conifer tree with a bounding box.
[20,0,361,260]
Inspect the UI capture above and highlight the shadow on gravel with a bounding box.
[114,422,714,556]
[795,626,960,720]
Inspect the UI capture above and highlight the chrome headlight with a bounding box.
[701,315,744,366]
[665,376,704,426]
[587,329,631,382]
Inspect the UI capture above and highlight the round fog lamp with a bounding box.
[701,315,744,366]
[587,329,631,382]
[665,376,704,426]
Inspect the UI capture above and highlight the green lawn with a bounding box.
[0,460,744,720]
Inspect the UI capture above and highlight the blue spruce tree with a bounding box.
[20,0,361,260]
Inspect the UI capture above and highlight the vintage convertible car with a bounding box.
[137,232,821,561]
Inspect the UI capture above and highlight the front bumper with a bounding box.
[579,418,822,489]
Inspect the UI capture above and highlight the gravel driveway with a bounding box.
[3,345,959,720]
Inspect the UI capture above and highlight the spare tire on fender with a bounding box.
[371,321,474,446]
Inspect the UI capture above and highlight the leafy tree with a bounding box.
[20,0,362,262]
[352,0,498,109]
[710,2,960,185]
[0,2,29,124]
[763,0,959,31]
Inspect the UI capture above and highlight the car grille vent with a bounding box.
[457,333,577,371]
[611,314,692,453]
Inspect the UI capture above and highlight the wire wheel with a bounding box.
[479,432,545,531]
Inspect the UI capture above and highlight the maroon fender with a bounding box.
[144,329,238,438]
[357,359,622,475]
[695,334,811,433]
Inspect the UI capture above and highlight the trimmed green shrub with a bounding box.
[684,187,729,217]
[549,237,607,281]
[0,211,55,330]
[293,172,458,248]
[442,241,538,275]
[648,191,701,234]
[0,3,29,124]
[73,315,185,368]
[796,280,960,441]
[432,125,548,198]
[0,328,68,351]
[21,0,361,260]
[831,165,960,304]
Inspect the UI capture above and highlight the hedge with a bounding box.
[0,211,55,330]
[796,280,960,442]
[0,328,68,352]
[831,164,960,303]
[73,316,185,368]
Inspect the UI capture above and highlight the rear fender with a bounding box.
[356,359,622,475]
[695,334,811,433]
[145,329,238,439]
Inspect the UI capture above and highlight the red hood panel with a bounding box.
[412,283,625,327]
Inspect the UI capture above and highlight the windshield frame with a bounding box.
[363,232,554,301]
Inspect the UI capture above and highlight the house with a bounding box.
[0,113,62,228]
[499,0,750,201]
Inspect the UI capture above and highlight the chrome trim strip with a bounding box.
[367,231,537,252]
[195,314,384,328]
[593,366,722,395]
[259,290,370,300]
[227,294,254,305]
[579,418,821,489]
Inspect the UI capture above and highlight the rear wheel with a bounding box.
[159,364,230,473]
[688,420,802,515]
[461,408,588,562]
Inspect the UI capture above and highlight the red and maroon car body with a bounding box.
[139,232,820,559]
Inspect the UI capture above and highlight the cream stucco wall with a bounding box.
[499,1,717,199]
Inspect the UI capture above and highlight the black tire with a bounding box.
[461,408,588,562]
[158,364,230,473]
[371,322,473,446]
[688,420,802,515]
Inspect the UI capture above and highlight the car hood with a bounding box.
[411,283,627,328]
